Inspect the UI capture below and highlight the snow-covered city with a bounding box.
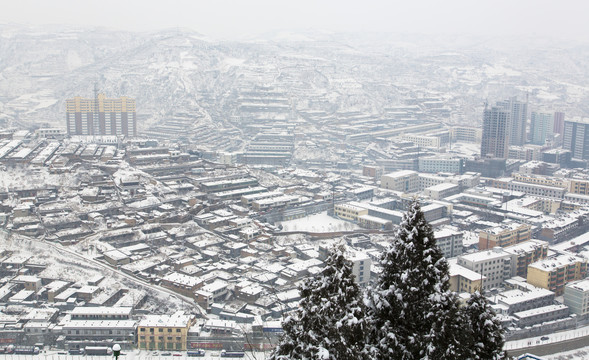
[2,1,589,359]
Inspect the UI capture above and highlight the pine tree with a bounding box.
[365,200,465,359]
[464,291,506,360]
[270,245,368,360]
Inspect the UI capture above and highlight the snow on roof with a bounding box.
[448,260,485,281]
[513,304,567,319]
[358,214,391,225]
[434,227,462,239]
[12,275,40,283]
[286,258,323,273]
[10,289,34,301]
[566,279,589,293]
[496,289,553,305]
[71,306,133,316]
[138,311,192,328]
[503,239,548,255]
[551,231,589,252]
[426,183,459,191]
[348,251,370,262]
[459,248,509,263]
[529,254,586,271]
[44,280,69,291]
[162,272,201,287]
[104,249,130,261]
[62,319,137,329]
[201,280,228,293]
[481,221,528,235]
[202,319,237,330]
[382,170,417,178]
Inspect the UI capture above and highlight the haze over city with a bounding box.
[3,0,589,40]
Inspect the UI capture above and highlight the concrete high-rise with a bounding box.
[553,111,565,135]
[481,105,510,159]
[563,118,589,160]
[530,112,554,145]
[66,94,136,137]
[497,97,528,146]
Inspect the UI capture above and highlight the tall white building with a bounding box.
[481,105,511,159]
[498,97,528,147]
[563,117,589,160]
[564,279,589,316]
[349,251,371,286]
[456,248,515,291]
[530,112,554,145]
[434,227,463,258]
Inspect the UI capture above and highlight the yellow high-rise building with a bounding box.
[66,94,136,137]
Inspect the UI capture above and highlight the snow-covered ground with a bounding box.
[0,230,189,315]
[278,212,360,233]
[448,142,481,157]
[0,350,271,360]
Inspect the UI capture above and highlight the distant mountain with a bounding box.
[1,25,588,133]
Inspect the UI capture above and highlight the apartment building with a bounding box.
[137,312,194,351]
[456,248,514,291]
[503,240,549,277]
[527,255,588,295]
[495,287,555,315]
[434,227,463,258]
[380,170,419,193]
[448,260,484,294]
[334,203,368,221]
[418,157,464,174]
[487,178,566,199]
[569,178,589,195]
[66,94,136,137]
[349,251,371,286]
[478,222,532,250]
[424,183,460,201]
[564,279,589,316]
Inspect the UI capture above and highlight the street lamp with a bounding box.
[113,344,121,360]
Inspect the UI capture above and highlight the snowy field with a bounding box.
[448,142,481,157]
[278,212,360,233]
[0,231,189,315]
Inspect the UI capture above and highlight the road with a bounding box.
[504,325,589,357]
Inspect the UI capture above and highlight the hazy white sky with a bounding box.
[2,0,589,40]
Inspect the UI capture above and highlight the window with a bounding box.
[159,328,164,332]
[168,329,172,333]
[176,329,181,333]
